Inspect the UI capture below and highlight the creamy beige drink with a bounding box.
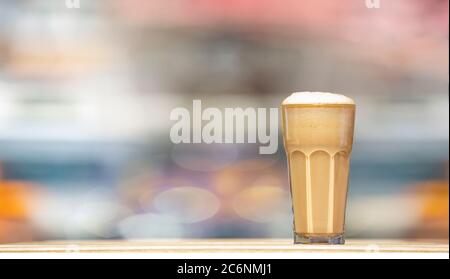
[281,92,355,244]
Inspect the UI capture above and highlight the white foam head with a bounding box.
[282,92,355,105]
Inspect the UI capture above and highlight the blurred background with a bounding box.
[0,0,448,243]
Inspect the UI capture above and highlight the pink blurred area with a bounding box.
[111,0,448,35]
[111,0,449,77]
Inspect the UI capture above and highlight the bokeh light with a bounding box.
[153,187,220,223]
[232,186,290,223]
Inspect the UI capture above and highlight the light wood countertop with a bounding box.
[0,239,447,254]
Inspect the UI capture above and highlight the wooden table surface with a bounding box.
[0,239,448,254]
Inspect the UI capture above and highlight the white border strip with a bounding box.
[0,252,448,259]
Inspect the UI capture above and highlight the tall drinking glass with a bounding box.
[281,92,355,244]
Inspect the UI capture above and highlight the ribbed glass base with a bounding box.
[294,233,345,244]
